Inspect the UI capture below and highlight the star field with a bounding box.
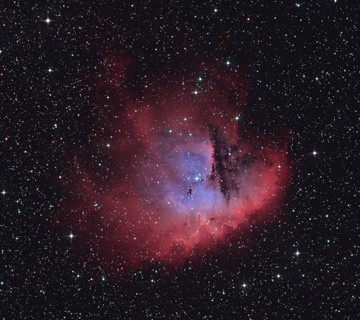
[1,1,359,319]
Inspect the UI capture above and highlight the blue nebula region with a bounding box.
[161,140,224,215]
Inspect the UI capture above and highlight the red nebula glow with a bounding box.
[57,59,291,273]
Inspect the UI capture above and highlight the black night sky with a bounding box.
[1,1,359,319]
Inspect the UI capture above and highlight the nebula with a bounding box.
[58,59,291,273]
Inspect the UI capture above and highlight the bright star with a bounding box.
[1,190,6,195]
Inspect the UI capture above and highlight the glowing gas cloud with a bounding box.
[59,58,291,273]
